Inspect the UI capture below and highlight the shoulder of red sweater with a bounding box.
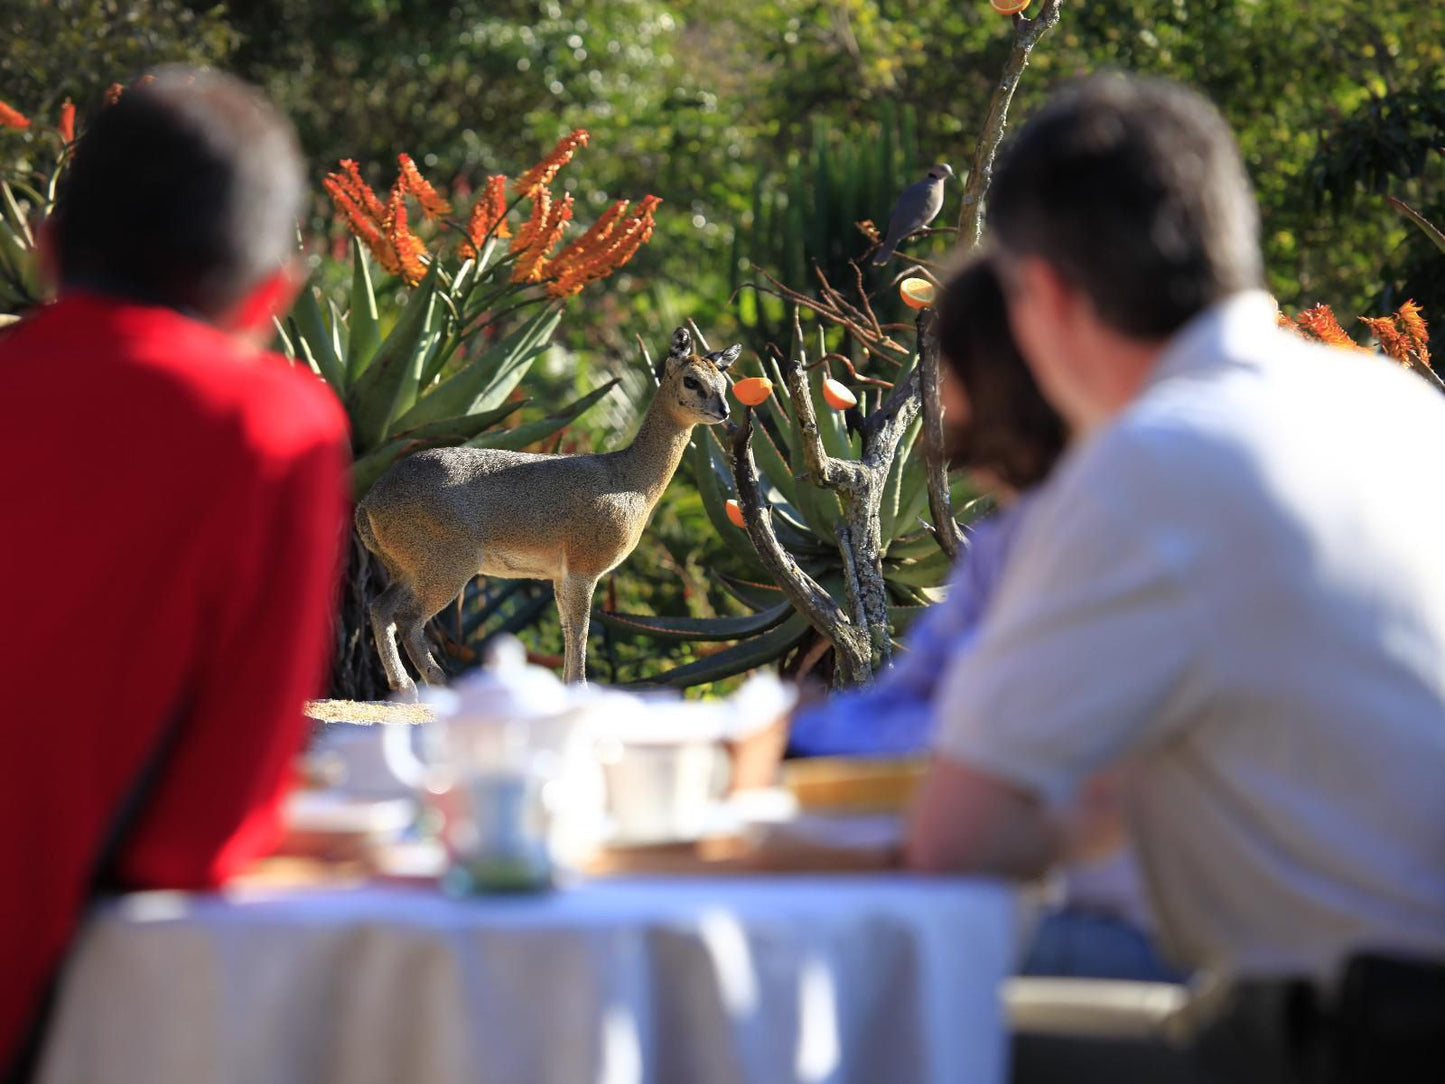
[23,292,350,453]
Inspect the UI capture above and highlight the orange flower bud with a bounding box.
[383,182,428,286]
[57,99,75,142]
[514,128,590,199]
[339,159,387,225]
[0,100,29,129]
[725,500,747,529]
[324,175,398,275]
[1397,299,1430,362]
[460,174,511,259]
[512,192,574,284]
[396,153,452,219]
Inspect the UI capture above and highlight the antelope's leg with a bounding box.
[401,563,478,688]
[555,573,600,685]
[368,582,416,696]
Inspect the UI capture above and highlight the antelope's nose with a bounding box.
[718,401,731,421]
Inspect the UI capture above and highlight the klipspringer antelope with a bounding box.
[355,326,740,694]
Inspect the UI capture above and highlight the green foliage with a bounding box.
[0,175,52,317]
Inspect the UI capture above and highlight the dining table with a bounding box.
[35,872,1019,1084]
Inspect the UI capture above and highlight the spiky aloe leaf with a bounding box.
[747,407,800,507]
[690,432,772,575]
[386,287,449,431]
[896,443,935,542]
[809,363,853,461]
[756,353,841,539]
[887,530,948,561]
[1389,196,1445,256]
[879,417,921,543]
[288,283,346,392]
[640,611,811,688]
[594,600,792,642]
[466,378,619,451]
[719,574,786,612]
[391,303,562,431]
[346,241,381,381]
[885,547,954,588]
[888,604,930,634]
[350,400,526,498]
[345,261,441,452]
[470,304,564,413]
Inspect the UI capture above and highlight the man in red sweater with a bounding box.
[0,69,350,1073]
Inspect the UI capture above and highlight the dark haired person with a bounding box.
[0,69,349,1073]
[905,75,1445,1073]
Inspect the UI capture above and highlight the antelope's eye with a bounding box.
[683,376,701,391]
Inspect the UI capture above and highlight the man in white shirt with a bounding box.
[904,73,1445,995]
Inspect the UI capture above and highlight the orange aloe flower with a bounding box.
[460,174,510,259]
[103,83,124,107]
[510,188,552,258]
[323,174,399,275]
[547,196,661,298]
[396,153,452,219]
[383,183,428,286]
[1361,315,1415,367]
[1294,304,1358,350]
[1396,299,1430,368]
[511,193,574,284]
[0,99,29,129]
[338,159,387,225]
[549,198,630,268]
[57,99,75,142]
[513,129,590,199]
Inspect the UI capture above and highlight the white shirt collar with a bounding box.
[1148,290,1280,387]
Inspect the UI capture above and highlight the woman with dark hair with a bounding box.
[787,255,1179,982]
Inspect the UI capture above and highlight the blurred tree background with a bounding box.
[4,0,1442,687]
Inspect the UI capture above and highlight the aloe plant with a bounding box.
[597,312,976,689]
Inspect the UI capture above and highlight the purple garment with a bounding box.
[788,501,1031,756]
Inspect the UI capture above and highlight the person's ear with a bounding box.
[1015,257,1078,327]
[221,259,303,346]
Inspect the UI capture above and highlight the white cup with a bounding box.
[602,741,729,844]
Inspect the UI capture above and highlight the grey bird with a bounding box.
[871,163,955,265]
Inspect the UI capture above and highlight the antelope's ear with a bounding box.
[707,344,742,371]
[667,326,691,361]
[658,326,691,380]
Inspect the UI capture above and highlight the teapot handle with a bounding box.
[381,723,432,791]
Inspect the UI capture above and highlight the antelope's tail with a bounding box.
[354,502,382,557]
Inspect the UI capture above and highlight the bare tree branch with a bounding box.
[917,308,965,559]
[956,0,1065,247]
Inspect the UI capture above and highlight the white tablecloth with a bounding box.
[38,876,1017,1084]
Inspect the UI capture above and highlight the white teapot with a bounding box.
[383,637,608,891]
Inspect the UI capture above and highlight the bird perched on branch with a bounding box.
[871,163,955,265]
